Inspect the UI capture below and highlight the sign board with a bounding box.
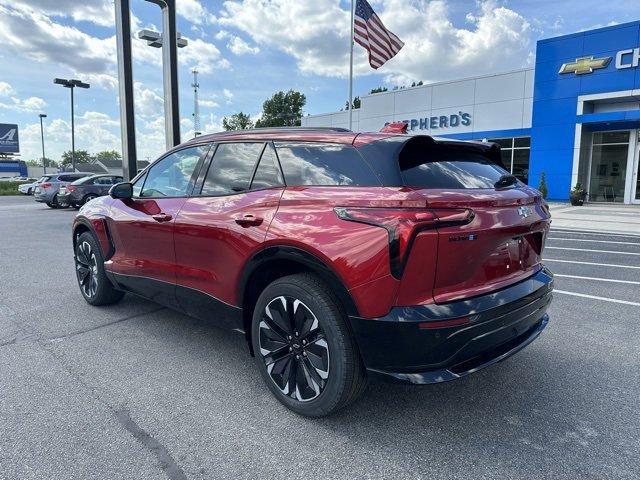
[0,124,19,153]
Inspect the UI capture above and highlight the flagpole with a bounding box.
[348,0,354,130]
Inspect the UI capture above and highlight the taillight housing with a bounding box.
[334,207,474,278]
[40,182,51,189]
[66,185,77,193]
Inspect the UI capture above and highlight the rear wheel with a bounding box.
[83,193,98,205]
[75,232,125,306]
[251,273,367,417]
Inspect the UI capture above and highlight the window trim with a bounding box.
[134,144,211,199]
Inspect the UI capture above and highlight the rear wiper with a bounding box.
[494,174,518,189]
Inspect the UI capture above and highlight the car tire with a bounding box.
[75,232,125,306]
[83,194,98,205]
[251,273,367,417]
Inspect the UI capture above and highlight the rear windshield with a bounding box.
[71,177,90,185]
[37,176,51,183]
[400,149,510,189]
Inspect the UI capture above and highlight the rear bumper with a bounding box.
[348,267,553,384]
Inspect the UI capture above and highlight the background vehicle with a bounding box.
[72,128,552,417]
[34,172,92,208]
[17,179,38,195]
[58,174,124,208]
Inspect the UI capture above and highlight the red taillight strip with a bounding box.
[418,317,470,329]
[334,206,474,279]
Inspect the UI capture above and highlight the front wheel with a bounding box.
[75,232,125,306]
[251,273,367,417]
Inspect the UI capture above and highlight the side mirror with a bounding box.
[109,182,133,199]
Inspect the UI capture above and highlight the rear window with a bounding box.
[37,176,51,183]
[275,142,380,186]
[400,149,509,189]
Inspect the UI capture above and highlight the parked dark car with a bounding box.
[58,174,124,208]
[71,127,553,417]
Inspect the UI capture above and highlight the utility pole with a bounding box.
[192,69,201,137]
[38,114,47,174]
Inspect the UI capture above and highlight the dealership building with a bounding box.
[302,21,640,203]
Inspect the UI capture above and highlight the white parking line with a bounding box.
[548,237,640,246]
[554,290,640,307]
[550,229,640,238]
[546,246,640,256]
[554,274,640,285]
[544,258,640,269]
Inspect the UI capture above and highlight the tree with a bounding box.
[344,96,361,110]
[369,86,388,94]
[93,150,122,164]
[255,90,306,128]
[222,112,254,131]
[61,150,91,167]
[25,158,57,168]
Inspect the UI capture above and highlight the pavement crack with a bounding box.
[114,408,188,480]
[44,307,166,342]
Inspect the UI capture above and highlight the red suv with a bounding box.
[72,128,553,417]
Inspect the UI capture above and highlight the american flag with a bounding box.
[353,0,404,69]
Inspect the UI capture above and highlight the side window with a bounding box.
[275,142,381,186]
[200,142,264,196]
[250,143,284,190]
[140,145,207,197]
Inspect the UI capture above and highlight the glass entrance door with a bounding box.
[588,131,630,203]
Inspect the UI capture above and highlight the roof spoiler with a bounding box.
[380,122,408,134]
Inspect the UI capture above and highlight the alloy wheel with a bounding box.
[258,296,330,402]
[75,241,98,298]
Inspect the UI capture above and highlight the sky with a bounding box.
[0,0,637,163]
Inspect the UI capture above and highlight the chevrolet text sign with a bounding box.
[0,124,19,153]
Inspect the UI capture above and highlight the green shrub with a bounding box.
[0,181,28,196]
[538,171,548,199]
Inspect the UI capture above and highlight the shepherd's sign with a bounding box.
[0,124,19,153]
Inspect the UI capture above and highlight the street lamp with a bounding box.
[53,78,90,172]
[38,114,47,174]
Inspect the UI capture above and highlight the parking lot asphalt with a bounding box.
[1,195,639,480]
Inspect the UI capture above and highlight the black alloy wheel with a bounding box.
[259,295,330,402]
[74,232,125,306]
[75,239,99,299]
[252,273,367,417]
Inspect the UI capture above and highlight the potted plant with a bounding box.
[538,171,548,200]
[570,182,587,206]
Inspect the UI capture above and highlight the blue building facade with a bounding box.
[530,21,640,203]
[303,21,640,204]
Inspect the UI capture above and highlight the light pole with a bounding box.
[38,114,47,174]
[53,78,90,172]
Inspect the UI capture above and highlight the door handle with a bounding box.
[235,214,263,227]
[152,213,173,222]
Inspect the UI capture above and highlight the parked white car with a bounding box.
[18,181,38,195]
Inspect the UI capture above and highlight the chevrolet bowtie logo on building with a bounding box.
[558,56,612,75]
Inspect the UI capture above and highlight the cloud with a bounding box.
[0,4,114,76]
[0,81,15,97]
[1,0,114,27]
[0,95,46,112]
[177,0,217,25]
[222,89,234,104]
[219,0,532,82]
[227,36,260,55]
[179,37,230,73]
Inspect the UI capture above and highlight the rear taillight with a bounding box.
[334,207,474,278]
[67,185,77,192]
[40,182,51,189]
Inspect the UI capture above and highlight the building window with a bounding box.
[485,137,531,184]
